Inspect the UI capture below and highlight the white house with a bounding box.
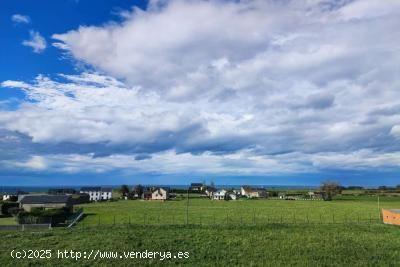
[80,187,113,201]
[151,187,169,200]
[213,189,227,200]
[2,194,14,201]
[204,186,217,198]
[240,186,267,198]
[101,188,112,200]
[2,191,27,201]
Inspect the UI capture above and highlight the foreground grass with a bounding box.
[0,223,399,266]
[0,216,17,225]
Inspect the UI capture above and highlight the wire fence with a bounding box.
[77,212,383,228]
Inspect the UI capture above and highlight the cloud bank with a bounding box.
[1,0,400,179]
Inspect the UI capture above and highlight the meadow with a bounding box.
[0,195,399,266]
[76,195,398,226]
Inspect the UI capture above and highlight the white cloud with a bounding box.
[14,156,47,170]
[22,31,47,53]
[390,125,400,138]
[1,0,400,175]
[11,14,31,24]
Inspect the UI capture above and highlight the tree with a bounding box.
[320,181,341,201]
[120,185,130,198]
[131,184,144,199]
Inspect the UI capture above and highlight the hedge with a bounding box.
[0,202,19,216]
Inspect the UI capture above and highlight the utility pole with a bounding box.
[378,194,380,219]
[186,188,189,225]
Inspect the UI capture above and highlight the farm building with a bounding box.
[382,209,400,226]
[241,186,267,198]
[19,195,74,212]
[307,191,323,199]
[80,187,112,201]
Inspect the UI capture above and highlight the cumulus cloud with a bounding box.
[15,156,47,170]
[1,0,400,176]
[11,14,31,24]
[390,125,400,138]
[22,31,47,53]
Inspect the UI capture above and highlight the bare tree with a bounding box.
[320,181,341,201]
[120,185,130,198]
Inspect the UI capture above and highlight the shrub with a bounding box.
[17,208,71,225]
[0,202,19,216]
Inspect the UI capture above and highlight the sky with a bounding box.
[0,0,399,187]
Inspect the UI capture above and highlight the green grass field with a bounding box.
[0,196,399,266]
[76,195,399,226]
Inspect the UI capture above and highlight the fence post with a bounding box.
[226,214,229,225]
[332,214,335,224]
[307,214,309,224]
[129,216,131,225]
[358,214,360,224]
[113,215,116,226]
[280,215,283,224]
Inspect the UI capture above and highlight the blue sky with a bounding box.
[0,0,400,186]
